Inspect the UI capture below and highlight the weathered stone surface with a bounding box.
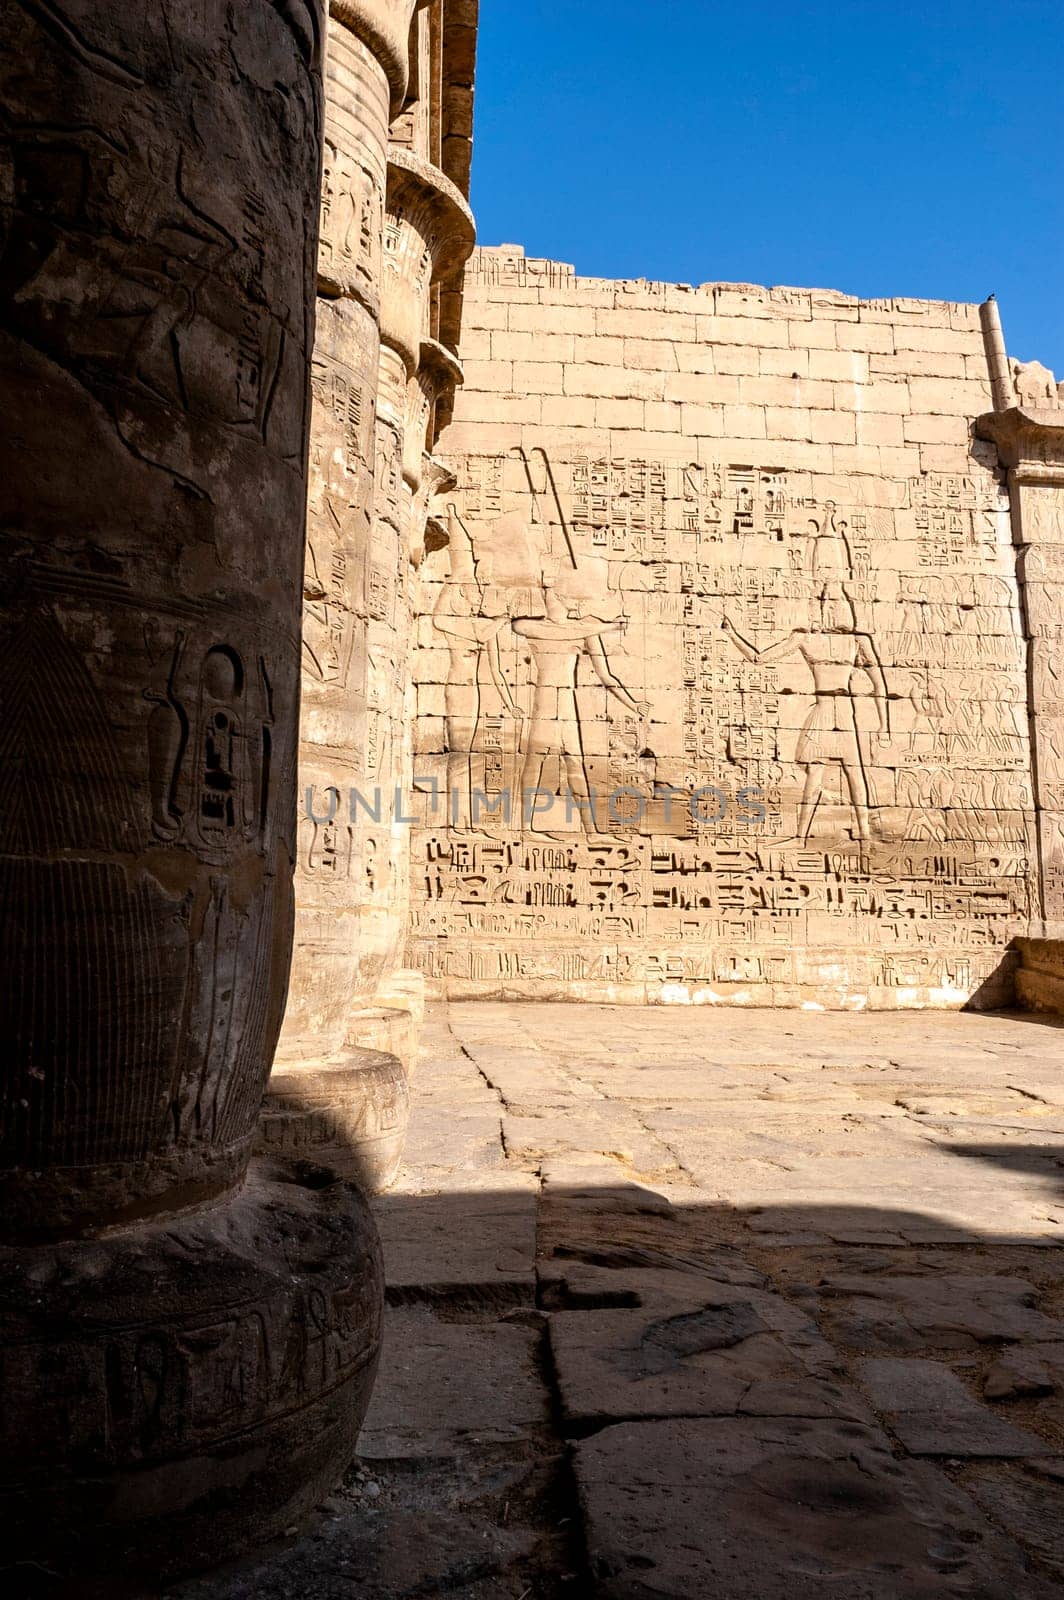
[984,1345,1061,1400]
[574,1417,1059,1598]
[373,1182,538,1298]
[174,1508,537,1600]
[816,1273,1064,1352]
[539,1258,766,1310]
[348,1004,420,1072]
[260,1049,410,1192]
[181,1005,1064,1597]
[549,1289,868,1431]
[357,1308,548,1458]
[0,1161,383,1578]
[967,1466,1064,1578]
[857,1358,1046,1457]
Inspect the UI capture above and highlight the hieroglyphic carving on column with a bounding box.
[355,143,474,1000]
[278,1,414,1063]
[0,0,384,1575]
[0,0,325,1236]
[267,2,474,1190]
[412,439,1032,1006]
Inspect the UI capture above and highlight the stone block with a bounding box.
[596,398,647,429]
[513,359,565,394]
[788,317,838,349]
[856,1358,1046,1456]
[722,403,768,438]
[624,338,681,370]
[541,394,598,427]
[764,405,814,440]
[574,333,627,365]
[681,402,725,436]
[574,1417,1060,1598]
[903,413,972,445]
[358,1309,548,1458]
[563,363,665,399]
[549,1287,868,1430]
[371,1182,538,1297]
[491,329,575,362]
[810,408,857,444]
[808,347,871,381]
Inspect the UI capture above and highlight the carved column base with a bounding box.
[347,1004,418,1073]
[378,966,427,1030]
[0,1158,383,1582]
[260,1048,410,1192]
[1014,938,1064,1015]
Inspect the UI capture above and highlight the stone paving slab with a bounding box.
[358,1308,549,1459]
[812,1272,1064,1351]
[372,1182,539,1299]
[967,1465,1064,1580]
[550,1298,870,1430]
[857,1357,1047,1457]
[573,1417,1062,1598]
[181,1003,1064,1600]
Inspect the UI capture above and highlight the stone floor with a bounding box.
[178,1001,1064,1599]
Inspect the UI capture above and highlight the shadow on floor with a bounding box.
[12,1004,1064,1600]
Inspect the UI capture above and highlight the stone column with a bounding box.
[0,1,381,1579]
[976,408,1064,962]
[268,1,419,1193]
[353,146,474,1024]
[265,15,473,1192]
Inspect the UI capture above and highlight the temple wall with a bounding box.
[408,245,1043,1008]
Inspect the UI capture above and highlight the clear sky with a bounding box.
[470,0,1064,372]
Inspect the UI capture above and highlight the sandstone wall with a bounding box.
[408,246,1043,1008]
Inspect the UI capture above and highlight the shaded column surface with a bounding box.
[0,0,381,1578]
[265,0,475,1192]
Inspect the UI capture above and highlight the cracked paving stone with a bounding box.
[573,1417,1062,1598]
[984,1343,1064,1400]
[856,1358,1047,1457]
[549,1283,870,1431]
[538,1259,767,1311]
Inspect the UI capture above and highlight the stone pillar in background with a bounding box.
[269,1,420,1193]
[0,0,381,1579]
[356,145,474,1038]
[976,315,1064,1000]
[265,1,474,1191]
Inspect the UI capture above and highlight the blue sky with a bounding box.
[471,0,1064,371]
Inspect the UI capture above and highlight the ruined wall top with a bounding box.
[463,244,992,329]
